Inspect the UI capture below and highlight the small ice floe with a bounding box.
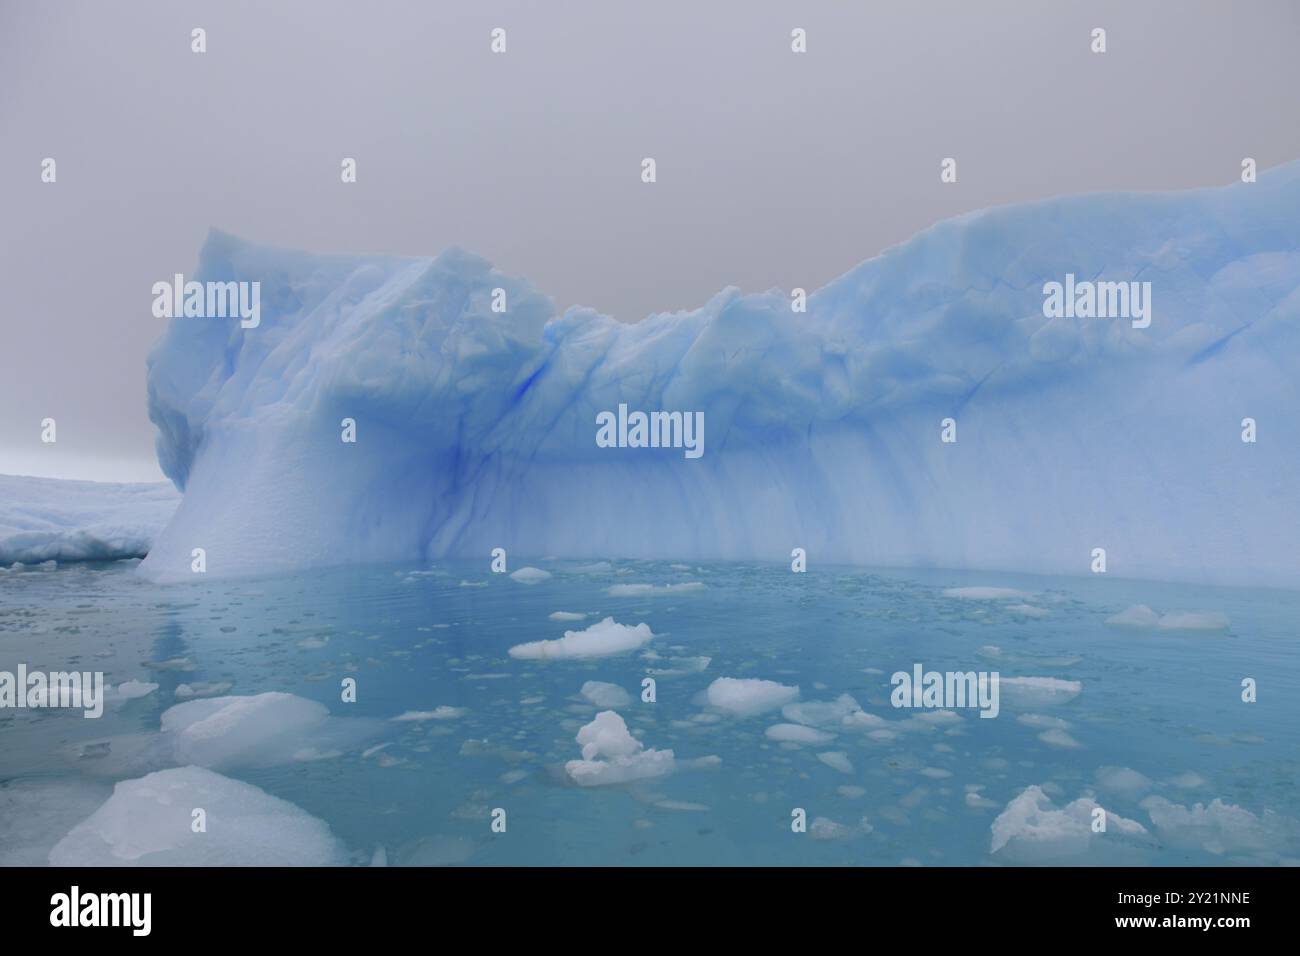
[646,655,711,677]
[572,561,613,573]
[508,617,654,661]
[564,711,675,787]
[1139,795,1296,858]
[1036,728,1082,749]
[765,723,835,745]
[703,677,799,717]
[580,681,632,709]
[1105,604,1160,628]
[654,800,709,812]
[1096,766,1152,798]
[817,752,854,774]
[391,706,465,722]
[296,636,329,649]
[943,587,1029,600]
[174,681,234,700]
[143,657,195,672]
[997,676,1081,709]
[1106,605,1229,631]
[606,582,705,597]
[991,785,1148,862]
[509,567,552,584]
[48,766,349,866]
[810,816,873,840]
[548,611,587,622]
[161,692,380,770]
[106,680,159,704]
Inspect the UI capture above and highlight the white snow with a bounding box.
[47,766,349,865]
[0,474,179,565]
[508,617,653,661]
[704,677,799,717]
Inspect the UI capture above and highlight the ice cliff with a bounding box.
[140,165,1300,585]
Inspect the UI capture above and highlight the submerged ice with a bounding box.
[139,164,1300,585]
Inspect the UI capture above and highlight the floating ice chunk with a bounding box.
[107,681,159,703]
[575,711,642,760]
[705,677,799,717]
[1037,728,1082,749]
[998,676,1081,708]
[606,582,705,597]
[943,587,1029,600]
[1140,795,1297,856]
[765,723,835,745]
[572,562,612,573]
[655,800,709,812]
[1158,611,1230,631]
[817,752,854,774]
[48,766,349,866]
[548,611,587,622]
[1105,604,1160,628]
[782,694,862,728]
[508,617,654,661]
[991,785,1147,862]
[563,711,690,787]
[580,681,632,709]
[510,567,552,584]
[391,706,465,721]
[1096,766,1153,797]
[566,749,676,787]
[161,692,376,770]
[810,816,873,840]
[174,682,234,700]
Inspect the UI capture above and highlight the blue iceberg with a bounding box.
[141,165,1300,585]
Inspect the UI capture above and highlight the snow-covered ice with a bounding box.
[0,474,178,565]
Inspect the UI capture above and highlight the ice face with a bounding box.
[140,164,1300,584]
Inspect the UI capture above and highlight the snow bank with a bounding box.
[0,474,178,565]
[139,165,1300,586]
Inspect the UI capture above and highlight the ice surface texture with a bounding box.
[142,166,1300,584]
[0,475,179,565]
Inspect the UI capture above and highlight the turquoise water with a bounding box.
[2,559,1298,866]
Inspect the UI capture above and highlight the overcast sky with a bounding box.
[2,0,1298,482]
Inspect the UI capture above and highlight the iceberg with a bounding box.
[0,475,179,565]
[140,165,1300,585]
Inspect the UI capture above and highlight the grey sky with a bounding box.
[2,0,1298,482]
